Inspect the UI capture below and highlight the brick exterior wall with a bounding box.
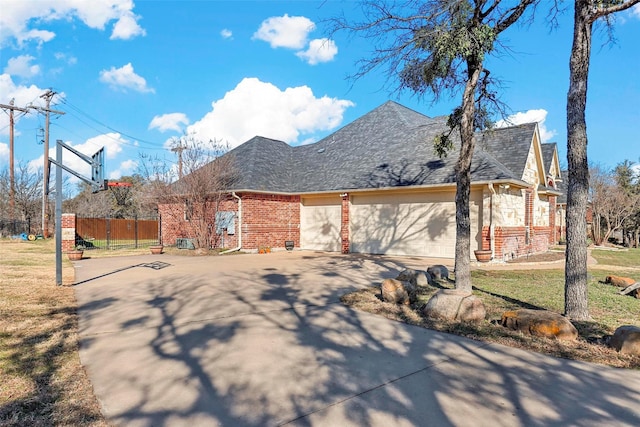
[159,193,300,251]
[159,198,240,249]
[61,213,76,252]
[481,225,552,261]
[340,194,350,254]
[524,188,533,228]
[241,193,300,250]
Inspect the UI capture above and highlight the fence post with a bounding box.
[135,215,139,249]
[106,216,111,250]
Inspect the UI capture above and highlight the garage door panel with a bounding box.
[300,198,341,252]
[350,192,481,258]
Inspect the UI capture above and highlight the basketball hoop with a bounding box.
[107,181,133,206]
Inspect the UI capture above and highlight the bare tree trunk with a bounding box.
[565,0,592,320]
[454,64,482,293]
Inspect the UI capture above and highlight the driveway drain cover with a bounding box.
[141,261,171,270]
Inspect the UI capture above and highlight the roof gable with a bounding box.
[541,142,562,182]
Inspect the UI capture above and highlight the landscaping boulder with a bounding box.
[604,275,636,288]
[396,268,432,287]
[618,282,640,299]
[500,309,578,341]
[609,325,640,356]
[422,289,486,323]
[427,265,449,281]
[381,278,413,305]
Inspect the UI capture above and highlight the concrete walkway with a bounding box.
[73,251,640,427]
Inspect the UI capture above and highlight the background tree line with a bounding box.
[590,160,640,248]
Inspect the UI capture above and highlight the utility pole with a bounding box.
[0,100,29,221]
[171,138,186,180]
[30,90,65,238]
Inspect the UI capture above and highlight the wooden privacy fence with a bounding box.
[76,216,160,250]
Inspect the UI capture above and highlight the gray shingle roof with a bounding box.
[475,123,537,180]
[541,142,558,175]
[556,169,568,204]
[224,101,537,194]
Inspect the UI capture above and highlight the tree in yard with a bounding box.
[0,161,42,225]
[331,0,538,291]
[614,160,640,247]
[589,164,640,246]
[564,0,639,320]
[138,135,239,250]
[63,175,151,219]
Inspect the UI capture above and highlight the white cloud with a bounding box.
[632,4,640,19]
[29,133,129,183]
[54,52,78,65]
[0,142,9,165]
[221,29,232,39]
[187,77,354,148]
[0,0,145,46]
[253,14,315,49]
[110,11,146,40]
[0,74,53,136]
[296,38,338,65]
[495,109,557,143]
[4,55,40,78]
[149,113,190,133]
[109,158,138,179]
[99,63,154,93]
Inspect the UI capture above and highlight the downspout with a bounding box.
[220,192,242,254]
[488,183,496,260]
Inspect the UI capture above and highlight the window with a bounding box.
[215,211,235,235]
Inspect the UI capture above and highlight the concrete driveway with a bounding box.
[73,251,640,427]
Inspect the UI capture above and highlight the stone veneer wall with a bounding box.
[481,225,554,260]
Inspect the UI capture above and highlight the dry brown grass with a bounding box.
[342,274,640,370]
[0,238,109,426]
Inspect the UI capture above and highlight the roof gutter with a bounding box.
[220,192,242,254]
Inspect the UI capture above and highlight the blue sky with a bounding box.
[1,1,639,185]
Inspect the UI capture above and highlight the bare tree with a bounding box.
[614,159,640,247]
[64,175,149,219]
[564,0,639,320]
[138,135,238,250]
[330,0,538,291]
[0,161,42,224]
[590,164,640,245]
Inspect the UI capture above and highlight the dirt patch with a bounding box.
[507,251,565,264]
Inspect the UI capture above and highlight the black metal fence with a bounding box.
[76,215,160,250]
[0,219,32,237]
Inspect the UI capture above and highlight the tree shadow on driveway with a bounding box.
[75,252,640,426]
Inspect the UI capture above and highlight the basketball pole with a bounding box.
[55,143,62,285]
[50,139,105,286]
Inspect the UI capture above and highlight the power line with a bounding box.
[58,98,166,149]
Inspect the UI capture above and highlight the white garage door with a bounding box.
[300,196,341,252]
[350,191,482,258]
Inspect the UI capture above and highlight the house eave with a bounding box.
[228,178,531,197]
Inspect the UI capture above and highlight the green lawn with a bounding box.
[343,247,640,369]
[591,247,640,268]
